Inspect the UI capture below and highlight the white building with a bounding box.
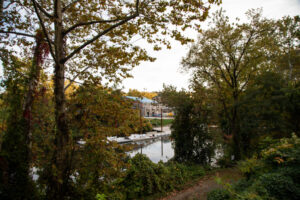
[126,96,173,117]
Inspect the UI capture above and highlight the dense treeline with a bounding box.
[161,10,300,165]
[158,11,300,200]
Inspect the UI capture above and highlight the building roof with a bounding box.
[125,96,157,104]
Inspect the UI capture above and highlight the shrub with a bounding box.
[207,189,230,200]
[95,194,106,200]
[120,154,161,198]
[217,156,235,168]
[117,154,206,199]
[143,120,153,132]
[259,172,300,200]
[216,134,300,200]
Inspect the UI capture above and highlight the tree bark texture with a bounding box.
[23,36,42,151]
[47,1,70,199]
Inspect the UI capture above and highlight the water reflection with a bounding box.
[128,136,174,163]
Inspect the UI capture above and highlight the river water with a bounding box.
[127,136,223,166]
[128,136,174,163]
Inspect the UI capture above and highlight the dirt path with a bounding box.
[160,168,242,200]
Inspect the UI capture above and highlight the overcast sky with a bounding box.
[121,0,300,92]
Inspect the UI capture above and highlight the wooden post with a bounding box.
[161,108,163,132]
[140,103,143,134]
[161,136,163,156]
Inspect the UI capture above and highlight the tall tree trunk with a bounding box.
[0,0,3,18]
[288,50,293,81]
[47,0,70,199]
[231,92,241,160]
[23,36,42,153]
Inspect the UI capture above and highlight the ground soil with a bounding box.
[159,167,242,200]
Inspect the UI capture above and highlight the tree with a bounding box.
[0,29,49,199]
[127,88,157,99]
[237,70,300,156]
[276,16,300,82]
[0,53,39,200]
[182,9,278,160]
[1,0,221,198]
[161,85,215,164]
[237,72,290,156]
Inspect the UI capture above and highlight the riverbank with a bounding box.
[108,125,171,144]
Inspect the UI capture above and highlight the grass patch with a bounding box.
[149,118,174,127]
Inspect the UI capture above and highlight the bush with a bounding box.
[119,154,162,198]
[217,156,235,168]
[260,172,300,200]
[207,189,230,200]
[216,134,300,200]
[117,154,206,199]
[143,120,153,132]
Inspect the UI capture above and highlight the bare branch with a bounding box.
[31,0,58,65]
[0,30,54,44]
[35,1,53,18]
[0,30,36,38]
[219,38,235,83]
[239,71,253,94]
[236,30,255,68]
[62,0,80,12]
[135,0,139,12]
[63,18,123,36]
[211,54,233,88]
[64,66,90,91]
[62,0,140,63]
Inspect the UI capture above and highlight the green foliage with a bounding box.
[210,134,300,200]
[142,119,153,132]
[237,72,298,156]
[69,84,144,137]
[0,53,39,199]
[95,193,106,200]
[2,0,222,198]
[119,154,173,198]
[161,85,216,165]
[182,9,282,160]
[219,71,300,159]
[182,9,300,160]
[259,172,300,200]
[207,189,230,200]
[116,154,205,199]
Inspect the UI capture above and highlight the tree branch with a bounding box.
[0,30,54,44]
[236,30,254,69]
[63,18,124,36]
[35,1,53,18]
[31,0,58,65]
[62,0,81,12]
[211,54,233,88]
[0,30,36,38]
[239,72,252,94]
[219,38,235,84]
[64,66,90,91]
[61,0,140,63]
